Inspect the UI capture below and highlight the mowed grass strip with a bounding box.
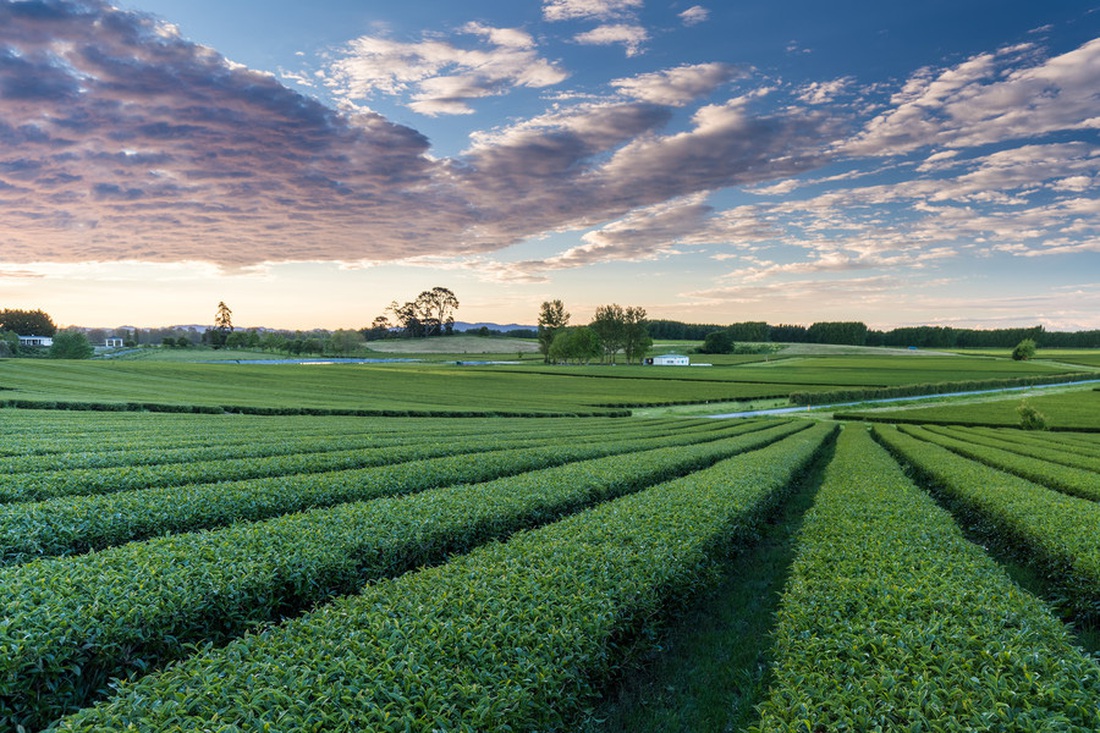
[753,426,1100,731]
[0,420,771,564]
[52,424,836,733]
[0,420,809,731]
[873,424,1100,621]
[896,425,1100,502]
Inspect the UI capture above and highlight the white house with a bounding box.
[646,354,690,366]
[18,335,53,347]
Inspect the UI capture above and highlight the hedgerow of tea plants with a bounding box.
[0,420,809,731]
[52,424,836,732]
[754,426,1100,732]
[0,419,776,564]
[896,425,1100,501]
[873,424,1100,621]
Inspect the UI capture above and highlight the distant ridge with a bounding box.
[454,322,536,332]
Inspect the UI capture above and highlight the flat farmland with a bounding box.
[0,350,1086,416]
[2,353,1099,731]
[0,360,833,414]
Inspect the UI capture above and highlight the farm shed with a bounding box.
[646,354,690,366]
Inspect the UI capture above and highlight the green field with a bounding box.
[838,386,1100,430]
[0,347,1090,416]
[1,351,1099,731]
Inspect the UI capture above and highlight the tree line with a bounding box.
[657,320,1100,351]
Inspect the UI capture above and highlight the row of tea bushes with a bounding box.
[0,416,716,504]
[51,425,836,732]
[0,420,775,563]
[0,416,667,476]
[895,425,1100,501]
[0,410,677,458]
[754,427,1100,731]
[873,424,1100,621]
[0,428,610,504]
[0,421,809,731]
[928,425,1100,473]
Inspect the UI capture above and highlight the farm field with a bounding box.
[1,348,1091,416]
[0,402,1095,726]
[1,354,1099,731]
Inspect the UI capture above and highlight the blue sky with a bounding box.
[1,0,1098,331]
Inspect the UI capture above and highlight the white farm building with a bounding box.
[646,354,690,366]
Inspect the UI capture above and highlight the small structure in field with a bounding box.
[18,335,53,348]
[646,354,690,366]
[105,338,124,348]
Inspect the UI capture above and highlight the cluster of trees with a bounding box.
[537,300,652,365]
[368,287,459,339]
[0,308,94,359]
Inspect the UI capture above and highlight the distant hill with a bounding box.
[455,322,536,332]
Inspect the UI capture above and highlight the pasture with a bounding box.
[1,348,1098,731]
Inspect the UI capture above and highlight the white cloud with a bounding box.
[573,24,649,56]
[678,6,710,26]
[796,77,853,105]
[325,25,567,115]
[611,63,740,106]
[542,0,644,22]
[847,39,1100,155]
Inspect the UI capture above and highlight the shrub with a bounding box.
[1017,400,1049,430]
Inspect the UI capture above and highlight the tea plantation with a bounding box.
[1,354,1098,731]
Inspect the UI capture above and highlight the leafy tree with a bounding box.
[48,330,94,359]
[416,287,459,336]
[590,304,650,364]
[0,308,57,336]
[387,287,460,338]
[548,326,601,365]
[329,329,364,356]
[699,330,734,354]
[214,301,233,332]
[260,333,286,352]
[537,300,570,363]
[1011,338,1037,361]
[590,304,626,364]
[0,331,17,357]
[807,321,868,346]
[225,331,249,349]
[621,306,652,364]
[388,300,423,338]
[727,321,770,342]
[365,315,393,341]
[207,301,234,349]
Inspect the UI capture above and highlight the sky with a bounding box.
[1,0,1099,331]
